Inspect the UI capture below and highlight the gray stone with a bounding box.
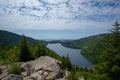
[32,56,61,71]
[1,56,64,80]
[22,56,63,80]
[1,74,23,80]
[21,72,27,77]
[0,74,8,80]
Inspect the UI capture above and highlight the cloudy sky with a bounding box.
[0,0,120,40]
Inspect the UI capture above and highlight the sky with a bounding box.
[0,0,120,40]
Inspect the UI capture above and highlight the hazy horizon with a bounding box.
[0,0,120,39]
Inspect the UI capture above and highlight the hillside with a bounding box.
[0,30,87,80]
[61,33,110,64]
[0,30,44,46]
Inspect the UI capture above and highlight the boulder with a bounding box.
[0,74,8,80]
[0,56,64,80]
[32,56,61,71]
[21,56,63,80]
[1,74,23,80]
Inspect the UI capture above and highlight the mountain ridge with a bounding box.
[0,30,109,64]
[61,33,111,64]
[0,30,43,46]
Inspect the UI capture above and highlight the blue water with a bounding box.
[47,43,93,67]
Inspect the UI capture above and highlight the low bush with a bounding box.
[8,63,22,75]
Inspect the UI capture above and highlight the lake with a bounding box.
[47,43,93,67]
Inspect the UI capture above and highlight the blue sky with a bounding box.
[0,0,120,40]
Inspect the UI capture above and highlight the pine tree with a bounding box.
[66,53,72,71]
[94,21,120,80]
[61,54,72,71]
[19,35,32,62]
[35,45,44,58]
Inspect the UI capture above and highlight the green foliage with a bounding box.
[45,49,61,60]
[0,49,7,62]
[62,34,102,49]
[0,29,105,80]
[94,21,120,80]
[61,33,110,64]
[63,21,120,80]
[61,55,72,71]
[67,71,79,80]
[35,45,43,58]
[0,34,61,64]
[8,63,22,75]
[0,30,41,46]
[31,43,61,60]
[36,44,47,57]
[66,65,95,80]
[7,47,20,63]
[19,35,33,62]
[0,45,21,65]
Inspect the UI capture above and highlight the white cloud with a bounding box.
[38,0,68,4]
[0,0,120,31]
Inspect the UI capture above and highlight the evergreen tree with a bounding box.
[94,21,120,80]
[61,54,72,71]
[66,53,72,70]
[40,45,46,56]
[35,45,45,58]
[35,45,41,58]
[19,35,32,62]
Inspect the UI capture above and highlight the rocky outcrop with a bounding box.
[0,56,64,80]
[0,74,23,80]
[22,56,63,80]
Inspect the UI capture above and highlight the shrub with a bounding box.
[8,63,22,75]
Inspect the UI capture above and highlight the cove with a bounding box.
[47,43,93,67]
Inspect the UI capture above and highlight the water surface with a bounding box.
[47,43,93,67]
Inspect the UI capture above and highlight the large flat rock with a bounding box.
[1,74,23,80]
[0,56,63,80]
[22,56,63,80]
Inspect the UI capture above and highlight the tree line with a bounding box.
[0,21,120,80]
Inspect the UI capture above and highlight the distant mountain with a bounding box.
[0,30,43,46]
[61,33,110,64]
[46,39,73,43]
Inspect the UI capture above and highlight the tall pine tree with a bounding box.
[94,21,120,80]
[35,45,45,58]
[19,35,32,62]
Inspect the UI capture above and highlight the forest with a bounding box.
[0,21,120,80]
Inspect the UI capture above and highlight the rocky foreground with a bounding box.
[0,56,66,80]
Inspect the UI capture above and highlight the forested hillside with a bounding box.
[0,21,120,80]
[61,33,111,64]
[0,31,85,80]
[0,30,44,46]
[60,21,120,80]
